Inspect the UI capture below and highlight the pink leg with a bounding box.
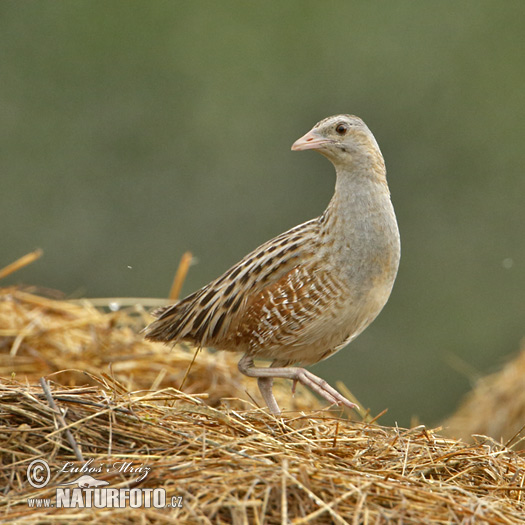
[238,354,357,415]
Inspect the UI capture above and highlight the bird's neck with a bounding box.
[323,165,392,229]
[320,165,400,281]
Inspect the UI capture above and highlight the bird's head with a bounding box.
[291,115,384,174]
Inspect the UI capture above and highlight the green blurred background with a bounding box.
[1,1,524,427]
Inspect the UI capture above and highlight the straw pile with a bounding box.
[0,284,325,414]
[1,254,525,522]
[1,378,525,524]
[444,344,525,449]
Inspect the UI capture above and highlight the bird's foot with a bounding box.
[290,368,357,410]
[238,354,356,413]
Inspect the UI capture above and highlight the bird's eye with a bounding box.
[335,123,348,135]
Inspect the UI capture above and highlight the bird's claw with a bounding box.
[297,369,357,410]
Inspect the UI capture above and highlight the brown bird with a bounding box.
[145,115,400,414]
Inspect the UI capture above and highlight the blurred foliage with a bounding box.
[1,1,524,426]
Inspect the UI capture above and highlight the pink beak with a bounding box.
[291,130,332,151]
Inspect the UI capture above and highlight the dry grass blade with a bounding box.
[0,249,43,280]
[169,251,193,301]
[38,377,84,462]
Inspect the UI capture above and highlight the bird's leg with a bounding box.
[238,354,357,414]
[238,355,281,414]
[257,377,280,415]
[291,379,298,395]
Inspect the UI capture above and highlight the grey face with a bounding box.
[292,115,381,168]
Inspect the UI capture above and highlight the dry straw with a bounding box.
[444,344,525,450]
[1,253,525,523]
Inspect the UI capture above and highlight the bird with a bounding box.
[145,115,401,415]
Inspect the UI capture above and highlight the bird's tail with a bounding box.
[143,290,201,343]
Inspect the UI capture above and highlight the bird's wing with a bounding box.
[144,218,320,348]
[234,259,347,363]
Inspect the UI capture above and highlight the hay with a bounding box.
[0,285,322,413]
[1,378,525,524]
[444,344,525,449]
[1,278,525,522]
